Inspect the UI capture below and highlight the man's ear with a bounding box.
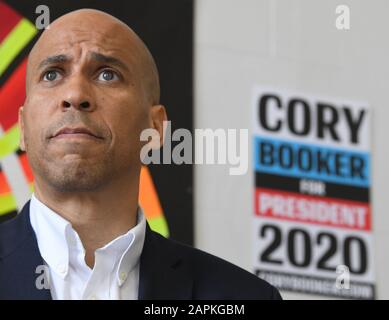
[149,104,167,148]
[18,106,26,151]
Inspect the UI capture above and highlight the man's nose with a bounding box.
[61,99,91,110]
[60,76,95,112]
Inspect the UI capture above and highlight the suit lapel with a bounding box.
[138,224,193,299]
[0,201,52,300]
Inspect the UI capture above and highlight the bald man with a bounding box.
[0,9,281,300]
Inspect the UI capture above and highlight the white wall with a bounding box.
[194,0,389,299]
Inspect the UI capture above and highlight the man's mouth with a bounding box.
[51,127,103,140]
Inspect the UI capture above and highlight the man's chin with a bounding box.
[45,169,107,193]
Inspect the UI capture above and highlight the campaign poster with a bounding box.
[252,86,375,299]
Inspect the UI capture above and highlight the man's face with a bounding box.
[19,14,151,192]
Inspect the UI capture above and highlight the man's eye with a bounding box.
[98,70,119,82]
[43,70,61,82]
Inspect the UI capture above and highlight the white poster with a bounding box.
[252,87,375,299]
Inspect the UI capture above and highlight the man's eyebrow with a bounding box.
[37,54,71,70]
[90,52,130,72]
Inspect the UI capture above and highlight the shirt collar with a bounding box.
[111,212,146,286]
[29,193,146,285]
[30,193,71,278]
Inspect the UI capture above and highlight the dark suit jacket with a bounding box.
[0,201,281,300]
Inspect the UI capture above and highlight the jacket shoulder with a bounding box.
[0,203,32,259]
[152,231,282,300]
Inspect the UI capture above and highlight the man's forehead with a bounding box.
[28,28,141,74]
[33,24,134,56]
[33,40,130,64]
[47,22,130,45]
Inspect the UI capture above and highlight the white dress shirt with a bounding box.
[29,193,146,300]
